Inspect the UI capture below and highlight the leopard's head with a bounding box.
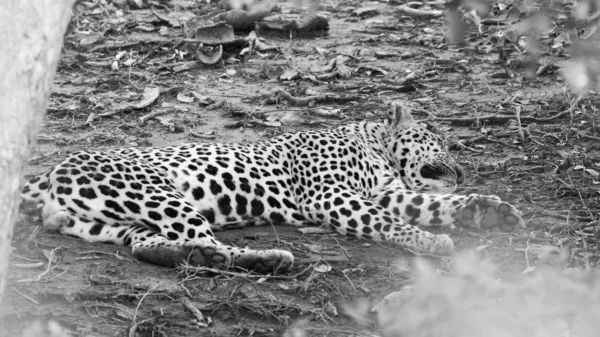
[385,102,464,194]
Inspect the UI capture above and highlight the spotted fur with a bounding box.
[21,103,524,273]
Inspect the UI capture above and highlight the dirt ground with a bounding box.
[2,0,600,336]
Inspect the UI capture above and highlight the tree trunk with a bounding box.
[0,0,74,306]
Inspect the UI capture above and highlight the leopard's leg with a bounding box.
[132,236,293,273]
[300,185,454,255]
[39,175,293,274]
[43,208,293,273]
[374,185,524,231]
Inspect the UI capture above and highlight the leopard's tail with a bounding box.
[21,171,52,202]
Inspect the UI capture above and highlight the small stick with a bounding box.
[12,262,45,269]
[12,287,40,305]
[129,284,160,337]
[536,61,554,76]
[571,128,600,141]
[483,138,520,149]
[9,253,41,262]
[97,105,131,118]
[49,266,70,281]
[90,41,141,53]
[395,5,444,17]
[206,99,225,110]
[434,109,570,124]
[514,105,524,140]
[181,297,206,325]
[341,270,357,292]
[27,225,41,241]
[276,90,361,106]
[303,327,376,336]
[78,250,134,262]
[139,110,169,125]
[17,247,61,283]
[450,139,484,153]
[179,263,314,280]
[172,61,200,73]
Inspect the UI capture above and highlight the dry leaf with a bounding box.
[313,263,332,273]
[134,87,160,109]
[585,168,599,177]
[80,33,102,46]
[177,92,195,103]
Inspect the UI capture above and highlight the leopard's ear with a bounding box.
[387,102,416,128]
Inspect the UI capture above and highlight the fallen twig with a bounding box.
[12,287,40,305]
[275,90,362,106]
[434,109,570,124]
[77,250,135,262]
[172,61,200,73]
[456,134,519,150]
[49,266,69,281]
[571,128,600,141]
[129,284,160,337]
[303,327,384,336]
[29,150,61,165]
[90,41,141,53]
[514,106,524,140]
[395,5,444,17]
[206,99,225,110]
[524,128,544,146]
[181,297,206,326]
[12,262,45,269]
[17,247,61,283]
[330,83,416,93]
[486,138,520,149]
[179,263,314,280]
[9,253,42,262]
[536,61,554,76]
[426,58,469,72]
[449,139,484,153]
[139,109,169,125]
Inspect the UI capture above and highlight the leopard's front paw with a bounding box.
[431,234,454,256]
[234,249,294,274]
[43,209,71,231]
[459,195,524,232]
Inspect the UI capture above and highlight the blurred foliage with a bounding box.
[375,253,600,337]
[447,0,600,96]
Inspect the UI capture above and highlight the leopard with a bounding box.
[20,103,524,274]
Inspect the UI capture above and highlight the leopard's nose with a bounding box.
[455,164,465,184]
